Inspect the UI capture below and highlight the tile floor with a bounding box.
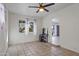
[5,41,79,56]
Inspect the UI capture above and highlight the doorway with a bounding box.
[51,19,60,46]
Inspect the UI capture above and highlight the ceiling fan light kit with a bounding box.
[39,8,44,12]
[28,3,55,13]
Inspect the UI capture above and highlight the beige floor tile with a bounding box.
[5,41,79,56]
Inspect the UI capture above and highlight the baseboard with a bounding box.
[60,46,79,54]
[48,42,79,55]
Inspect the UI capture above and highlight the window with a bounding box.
[29,22,34,32]
[19,19,37,35]
[19,20,25,33]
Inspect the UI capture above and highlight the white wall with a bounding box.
[8,12,42,45]
[42,4,79,53]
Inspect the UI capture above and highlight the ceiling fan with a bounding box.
[28,3,55,13]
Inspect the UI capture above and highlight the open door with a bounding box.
[0,4,8,55]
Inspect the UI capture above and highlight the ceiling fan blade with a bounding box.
[44,9,49,12]
[43,3,55,7]
[36,9,39,13]
[28,6,39,8]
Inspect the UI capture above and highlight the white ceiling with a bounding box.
[4,3,73,18]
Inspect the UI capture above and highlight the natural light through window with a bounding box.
[25,19,37,35]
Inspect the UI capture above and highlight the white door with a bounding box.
[0,3,6,55]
